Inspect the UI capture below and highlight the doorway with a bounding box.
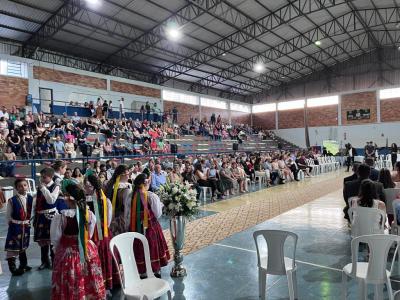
[39,88,53,114]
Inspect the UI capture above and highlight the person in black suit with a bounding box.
[343,163,360,184]
[345,143,357,172]
[343,164,385,220]
[365,158,379,181]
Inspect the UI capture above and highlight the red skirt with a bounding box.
[51,235,106,300]
[134,218,170,274]
[93,230,121,289]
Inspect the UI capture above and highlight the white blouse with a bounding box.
[50,209,96,251]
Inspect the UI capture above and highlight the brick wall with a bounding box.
[163,101,199,124]
[252,112,276,129]
[33,66,107,90]
[110,80,160,98]
[231,111,251,125]
[201,106,229,123]
[0,75,28,109]
[381,98,400,122]
[307,105,338,127]
[278,109,305,129]
[341,91,377,125]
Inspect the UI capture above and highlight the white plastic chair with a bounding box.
[348,207,386,238]
[26,178,37,197]
[110,232,172,300]
[253,230,298,300]
[199,186,212,203]
[342,234,400,300]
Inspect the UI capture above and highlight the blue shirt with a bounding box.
[54,141,64,153]
[151,171,167,190]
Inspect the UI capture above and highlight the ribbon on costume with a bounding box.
[77,205,89,263]
[130,185,149,234]
[92,192,103,241]
[111,175,120,217]
[101,190,108,238]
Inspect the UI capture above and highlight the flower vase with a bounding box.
[169,215,187,277]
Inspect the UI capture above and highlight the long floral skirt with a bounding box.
[51,235,106,300]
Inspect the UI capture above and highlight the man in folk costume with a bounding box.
[4,178,34,276]
[124,174,170,278]
[84,173,118,291]
[51,180,105,300]
[34,167,61,270]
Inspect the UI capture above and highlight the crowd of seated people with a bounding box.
[0,104,280,177]
[343,159,400,228]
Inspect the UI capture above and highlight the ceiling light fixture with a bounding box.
[85,0,101,5]
[315,40,322,46]
[222,53,227,56]
[166,23,182,41]
[254,62,265,73]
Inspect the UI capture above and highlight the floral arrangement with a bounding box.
[156,182,199,218]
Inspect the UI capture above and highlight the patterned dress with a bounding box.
[88,196,118,289]
[4,195,33,256]
[51,210,105,300]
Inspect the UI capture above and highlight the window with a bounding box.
[252,103,276,113]
[0,59,28,78]
[230,102,250,113]
[277,99,305,111]
[200,97,227,109]
[162,89,198,105]
[379,88,400,100]
[307,95,338,107]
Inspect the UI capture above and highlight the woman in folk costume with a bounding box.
[84,173,119,291]
[50,180,105,300]
[4,178,33,276]
[105,164,132,236]
[124,174,170,278]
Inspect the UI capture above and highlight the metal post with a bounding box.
[31,160,36,182]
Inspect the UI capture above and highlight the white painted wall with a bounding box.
[276,122,400,149]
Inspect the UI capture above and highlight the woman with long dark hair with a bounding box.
[125,173,170,278]
[84,174,116,291]
[105,164,132,236]
[351,179,386,212]
[391,143,398,171]
[50,181,105,300]
[378,168,396,189]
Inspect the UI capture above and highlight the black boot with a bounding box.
[7,257,24,276]
[18,251,32,272]
[38,245,50,270]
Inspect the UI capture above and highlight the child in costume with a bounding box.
[51,181,105,300]
[34,167,61,270]
[4,178,34,276]
[124,173,170,278]
[52,160,68,212]
[105,164,132,236]
[84,173,117,291]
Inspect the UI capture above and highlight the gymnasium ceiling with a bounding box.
[1,0,400,102]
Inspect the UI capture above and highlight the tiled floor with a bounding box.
[2,170,398,299]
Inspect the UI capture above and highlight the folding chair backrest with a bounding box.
[253,230,298,276]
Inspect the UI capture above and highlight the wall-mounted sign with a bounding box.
[346,109,370,120]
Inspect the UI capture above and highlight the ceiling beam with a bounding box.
[157,0,347,80]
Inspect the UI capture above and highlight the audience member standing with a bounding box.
[119,98,125,119]
[391,143,398,171]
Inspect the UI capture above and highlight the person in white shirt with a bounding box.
[119,97,125,118]
[71,112,81,123]
[34,167,61,270]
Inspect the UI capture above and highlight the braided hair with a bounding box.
[85,174,105,222]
